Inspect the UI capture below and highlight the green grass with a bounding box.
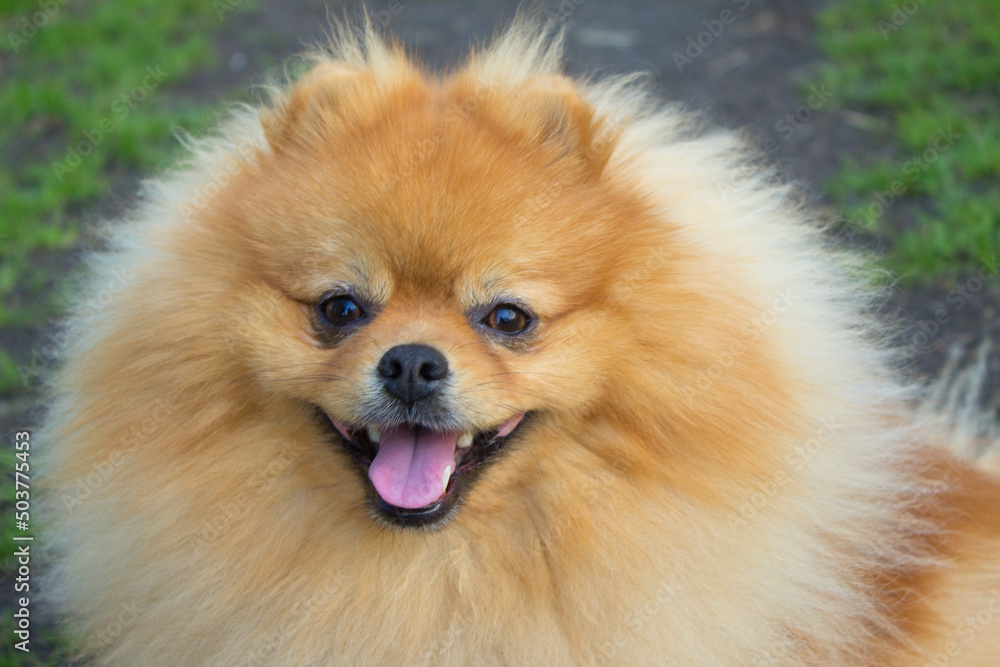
[814,0,1000,283]
[0,0,260,393]
[1,1,256,662]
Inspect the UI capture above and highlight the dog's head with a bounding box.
[178,28,792,528]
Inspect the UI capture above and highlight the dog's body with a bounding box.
[39,22,1000,665]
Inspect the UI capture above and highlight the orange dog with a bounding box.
[39,19,1000,664]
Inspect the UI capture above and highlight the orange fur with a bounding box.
[38,20,1000,665]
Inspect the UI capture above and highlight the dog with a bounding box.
[38,18,1000,665]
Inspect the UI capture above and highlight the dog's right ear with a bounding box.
[263,62,369,152]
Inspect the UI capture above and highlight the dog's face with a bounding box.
[194,62,669,527]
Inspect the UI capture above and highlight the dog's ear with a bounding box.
[528,76,598,152]
[477,75,615,176]
[263,62,368,152]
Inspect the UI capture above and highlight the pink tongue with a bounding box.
[368,426,459,509]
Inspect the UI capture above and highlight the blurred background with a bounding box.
[2,0,998,662]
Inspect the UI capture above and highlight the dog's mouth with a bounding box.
[320,410,528,527]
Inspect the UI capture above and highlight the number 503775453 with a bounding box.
[15,431,30,528]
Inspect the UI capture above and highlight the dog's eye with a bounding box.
[319,295,365,327]
[485,304,530,335]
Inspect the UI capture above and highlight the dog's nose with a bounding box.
[377,344,449,405]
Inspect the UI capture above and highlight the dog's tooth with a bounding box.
[442,465,453,494]
[457,432,473,449]
[367,427,381,443]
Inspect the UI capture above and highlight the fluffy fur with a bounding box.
[39,19,1000,665]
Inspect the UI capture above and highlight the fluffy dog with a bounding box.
[39,19,1000,665]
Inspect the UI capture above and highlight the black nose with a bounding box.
[377,344,449,405]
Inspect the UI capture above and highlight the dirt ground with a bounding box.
[4,0,998,661]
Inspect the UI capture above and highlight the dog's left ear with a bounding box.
[530,76,601,151]
[481,75,616,177]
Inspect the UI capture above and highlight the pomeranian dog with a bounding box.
[39,18,1000,665]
